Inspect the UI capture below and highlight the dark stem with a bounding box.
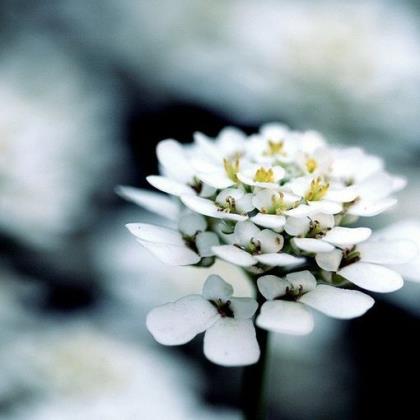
[241,293,270,420]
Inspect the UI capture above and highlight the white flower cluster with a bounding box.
[120,124,418,366]
[47,0,420,151]
[0,37,123,248]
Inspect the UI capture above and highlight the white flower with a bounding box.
[146,274,260,366]
[315,237,418,292]
[212,221,305,270]
[245,128,298,165]
[250,189,300,230]
[194,127,247,163]
[0,36,122,248]
[285,176,357,217]
[116,185,181,222]
[192,127,247,189]
[48,0,420,152]
[286,212,372,253]
[126,212,219,266]
[347,171,406,217]
[2,323,237,420]
[364,220,420,283]
[181,189,253,222]
[236,163,286,189]
[147,139,217,198]
[256,271,374,335]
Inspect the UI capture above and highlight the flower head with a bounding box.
[119,123,418,366]
[146,275,259,366]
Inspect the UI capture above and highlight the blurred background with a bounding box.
[1,0,420,419]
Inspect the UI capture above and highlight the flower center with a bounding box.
[254,167,275,183]
[188,176,203,194]
[260,192,290,215]
[307,220,328,238]
[264,140,284,156]
[210,299,234,318]
[244,237,262,255]
[306,158,317,174]
[216,195,236,213]
[305,177,329,201]
[223,158,240,183]
[340,247,361,268]
[275,284,305,301]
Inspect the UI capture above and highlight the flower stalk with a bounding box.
[242,293,270,420]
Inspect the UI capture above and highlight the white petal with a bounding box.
[260,122,289,139]
[181,195,248,221]
[252,189,274,211]
[236,193,255,213]
[391,175,407,192]
[193,132,223,161]
[191,157,220,174]
[138,239,200,266]
[286,204,316,218]
[373,221,420,282]
[301,131,326,153]
[230,298,258,319]
[116,186,179,220]
[356,171,401,201]
[147,175,195,197]
[146,295,218,345]
[287,177,311,197]
[315,249,343,272]
[203,274,233,301]
[204,319,260,366]
[254,230,284,253]
[392,260,420,283]
[286,270,317,293]
[178,213,207,237]
[338,262,403,293]
[156,139,194,182]
[308,201,343,215]
[257,275,289,300]
[256,301,314,335]
[217,127,247,155]
[324,187,359,203]
[234,220,261,246]
[252,190,299,211]
[216,187,244,202]
[299,285,374,319]
[357,240,418,265]
[126,223,184,245]
[311,213,335,229]
[212,245,257,267]
[255,253,306,267]
[323,227,372,246]
[195,232,220,257]
[348,198,397,217]
[197,171,235,189]
[284,216,310,236]
[292,238,335,253]
[200,183,217,198]
[250,214,285,231]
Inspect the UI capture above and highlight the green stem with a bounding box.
[241,293,270,420]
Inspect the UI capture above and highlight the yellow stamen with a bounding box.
[254,167,275,183]
[305,177,329,201]
[268,192,289,215]
[264,140,284,156]
[306,158,317,174]
[223,158,240,183]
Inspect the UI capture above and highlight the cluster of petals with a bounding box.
[119,124,419,366]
